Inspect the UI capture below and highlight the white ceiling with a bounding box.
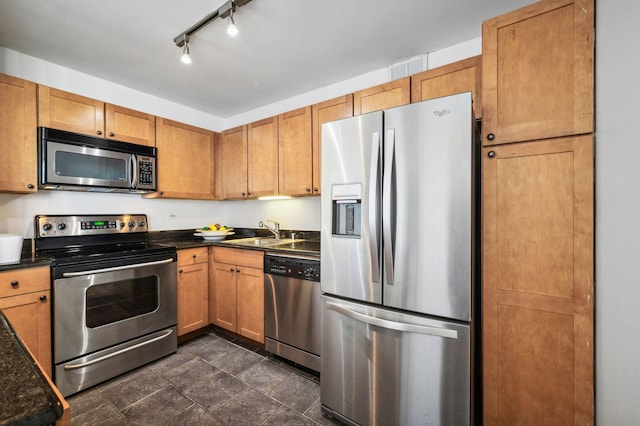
[0,0,531,119]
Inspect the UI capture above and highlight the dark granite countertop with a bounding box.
[0,249,52,273]
[150,228,320,257]
[0,313,63,425]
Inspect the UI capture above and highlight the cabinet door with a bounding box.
[482,136,594,424]
[482,0,594,145]
[353,77,410,115]
[0,291,52,377]
[37,86,105,137]
[410,56,482,119]
[177,262,209,336]
[278,106,313,196]
[236,267,264,343]
[248,117,279,198]
[209,261,237,332]
[220,125,249,199]
[151,118,215,199]
[105,104,156,146]
[0,74,37,193]
[312,94,354,195]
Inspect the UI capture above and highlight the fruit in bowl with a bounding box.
[195,224,234,235]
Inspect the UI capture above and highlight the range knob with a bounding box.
[119,222,126,229]
[57,223,67,230]
[128,221,135,229]
[42,223,53,231]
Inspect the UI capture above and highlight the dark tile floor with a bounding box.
[67,329,340,425]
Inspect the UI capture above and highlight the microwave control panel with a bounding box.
[136,157,156,189]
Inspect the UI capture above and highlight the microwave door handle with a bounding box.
[130,154,138,189]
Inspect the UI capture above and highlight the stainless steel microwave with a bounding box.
[38,127,157,193]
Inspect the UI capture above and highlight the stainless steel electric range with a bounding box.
[34,214,177,397]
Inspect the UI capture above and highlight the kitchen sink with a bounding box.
[223,237,296,247]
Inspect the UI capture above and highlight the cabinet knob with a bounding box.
[247,192,252,196]
[96,130,103,136]
[109,132,115,137]
[487,133,495,141]
[192,254,197,259]
[487,151,496,158]
[313,187,318,192]
[27,184,34,189]
[242,192,246,197]
[305,187,311,192]
[179,269,183,274]
[236,268,240,272]
[11,280,19,288]
[229,267,234,272]
[39,295,47,302]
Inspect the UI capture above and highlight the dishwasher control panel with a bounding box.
[264,254,320,282]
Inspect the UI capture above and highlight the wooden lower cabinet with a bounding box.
[482,135,594,424]
[209,247,264,343]
[0,266,52,377]
[177,248,209,336]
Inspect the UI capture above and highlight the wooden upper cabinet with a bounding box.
[312,94,354,195]
[353,77,410,115]
[38,86,104,136]
[38,86,155,146]
[219,125,249,199]
[411,56,482,119]
[104,103,155,146]
[278,106,313,196]
[248,116,279,198]
[482,0,594,145]
[146,117,215,199]
[482,135,594,425]
[0,74,37,193]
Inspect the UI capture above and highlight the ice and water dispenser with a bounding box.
[331,184,362,237]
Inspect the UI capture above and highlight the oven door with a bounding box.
[45,140,133,189]
[53,256,177,364]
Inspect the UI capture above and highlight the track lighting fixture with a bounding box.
[173,0,251,63]
[180,34,191,64]
[227,7,239,36]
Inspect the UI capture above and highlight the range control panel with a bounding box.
[264,254,320,282]
[36,214,148,238]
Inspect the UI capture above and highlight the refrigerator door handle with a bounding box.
[369,131,381,283]
[326,302,458,339]
[383,128,395,285]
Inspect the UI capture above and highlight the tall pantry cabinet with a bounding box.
[481,0,595,424]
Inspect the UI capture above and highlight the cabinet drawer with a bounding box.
[212,247,263,269]
[0,267,49,298]
[177,247,208,266]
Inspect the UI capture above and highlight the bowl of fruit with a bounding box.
[194,224,234,241]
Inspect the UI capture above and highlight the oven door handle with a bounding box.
[61,258,175,277]
[63,329,175,370]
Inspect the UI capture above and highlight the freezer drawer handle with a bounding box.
[326,302,458,339]
[62,258,175,277]
[63,329,174,370]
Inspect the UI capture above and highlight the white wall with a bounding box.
[595,1,640,423]
[0,39,479,238]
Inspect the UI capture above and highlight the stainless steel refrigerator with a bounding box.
[320,92,477,426]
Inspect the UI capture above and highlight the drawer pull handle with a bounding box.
[39,295,47,301]
[11,280,19,288]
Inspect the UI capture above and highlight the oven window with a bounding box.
[55,151,128,181]
[86,276,158,328]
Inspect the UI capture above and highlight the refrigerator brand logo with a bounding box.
[433,109,451,117]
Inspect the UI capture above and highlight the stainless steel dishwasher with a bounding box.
[264,252,321,372]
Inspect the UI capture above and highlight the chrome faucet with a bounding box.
[259,220,280,239]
